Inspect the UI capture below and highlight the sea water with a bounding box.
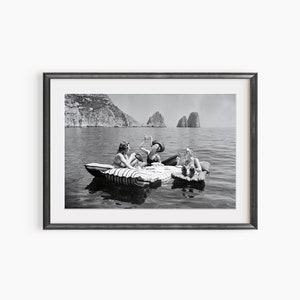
[65,127,235,209]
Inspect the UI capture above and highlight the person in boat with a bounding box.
[139,135,165,166]
[113,141,142,169]
[181,148,202,177]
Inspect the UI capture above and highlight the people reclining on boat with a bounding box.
[180,148,202,177]
[113,141,143,169]
[139,135,165,166]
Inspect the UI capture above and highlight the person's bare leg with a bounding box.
[128,152,136,163]
[131,158,139,166]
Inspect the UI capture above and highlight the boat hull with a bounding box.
[85,161,210,188]
[85,163,182,187]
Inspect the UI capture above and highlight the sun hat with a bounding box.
[152,140,165,152]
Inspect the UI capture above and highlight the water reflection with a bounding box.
[85,177,161,205]
[171,178,205,198]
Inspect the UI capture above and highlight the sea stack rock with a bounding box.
[146,111,166,127]
[187,112,200,127]
[177,115,188,127]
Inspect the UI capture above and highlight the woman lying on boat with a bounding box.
[180,148,202,177]
[139,135,165,166]
[112,141,143,169]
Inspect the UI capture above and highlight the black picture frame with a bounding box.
[43,72,257,230]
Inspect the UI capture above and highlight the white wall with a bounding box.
[1,1,299,299]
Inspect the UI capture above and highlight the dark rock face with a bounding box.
[187,112,200,127]
[177,115,188,127]
[146,111,166,127]
[65,94,140,127]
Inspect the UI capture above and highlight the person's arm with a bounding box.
[140,147,150,155]
[148,144,159,159]
[149,135,153,145]
[139,141,150,155]
[139,136,150,155]
[117,153,135,169]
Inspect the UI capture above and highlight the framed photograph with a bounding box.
[43,72,257,229]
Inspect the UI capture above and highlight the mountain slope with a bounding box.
[65,94,140,127]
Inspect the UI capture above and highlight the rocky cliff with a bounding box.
[65,94,140,127]
[146,111,166,127]
[187,112,201,127]
[177,115,188,127]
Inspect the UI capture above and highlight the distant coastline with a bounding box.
[65,94,206,128]
[65,125,168,128]
[65,94,170,128]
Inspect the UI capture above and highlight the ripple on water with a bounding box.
[65,127,236,209]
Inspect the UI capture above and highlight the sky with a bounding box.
[109,94,236,128]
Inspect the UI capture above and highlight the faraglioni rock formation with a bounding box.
[65,94,140,127]
[187,112,201,127]
[177,115,188,127]
[146,111,166,127]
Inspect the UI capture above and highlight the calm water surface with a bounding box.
[65,127,236,209]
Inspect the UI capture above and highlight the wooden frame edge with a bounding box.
[43,72,258,230]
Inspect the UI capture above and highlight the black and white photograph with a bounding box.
[65,93,236,209]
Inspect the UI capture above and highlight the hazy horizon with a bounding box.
[109,94,236,128]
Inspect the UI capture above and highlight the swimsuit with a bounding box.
[113,153,127,168]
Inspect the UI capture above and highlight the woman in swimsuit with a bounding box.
[139,135,165,166]
[112,141,140,169]
[181,148,202,177]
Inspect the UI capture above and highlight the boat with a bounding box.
[162,154,179,166]
[171,171,207,188]
[85,163,182,187]
[85,161,210,188]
